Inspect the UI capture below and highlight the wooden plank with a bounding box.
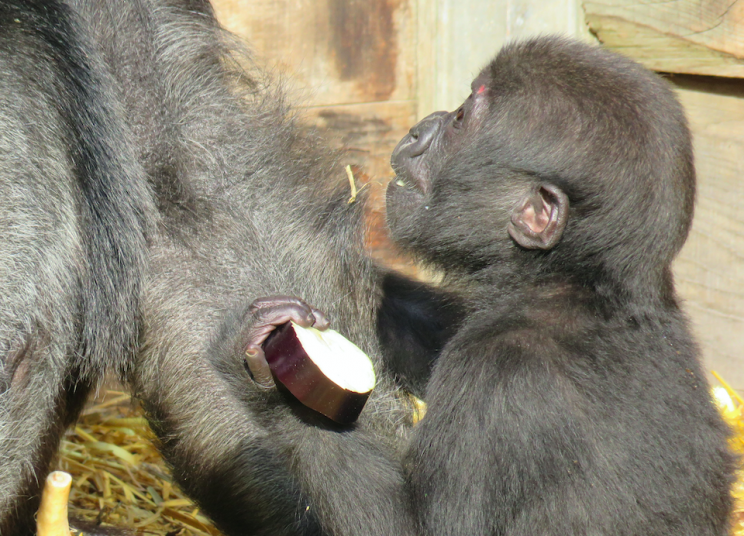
[430,0,510,112]
[506,0,581,41]
[584,0,744,78]
[212,0,416,106]
[671,77,744,390]
[420,0,582,114]
[417,0,438,119]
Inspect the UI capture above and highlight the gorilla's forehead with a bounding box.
[471,72,490,94]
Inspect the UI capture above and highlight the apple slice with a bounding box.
[263,321,376,424]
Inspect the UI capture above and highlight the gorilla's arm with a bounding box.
[376,272,464,397]
[240,275,465,398]
[139,295,415,536]
[197,280,463,534]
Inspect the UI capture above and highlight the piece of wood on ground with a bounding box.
[37,471,72,536]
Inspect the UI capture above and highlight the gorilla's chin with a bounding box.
[385,177,424,241]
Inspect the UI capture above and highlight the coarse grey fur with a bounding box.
[0,0,152,531]
[0,1,432,534]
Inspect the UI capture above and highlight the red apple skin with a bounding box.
[263,323,371,425]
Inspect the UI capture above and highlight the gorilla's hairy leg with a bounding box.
[0,2,150,532]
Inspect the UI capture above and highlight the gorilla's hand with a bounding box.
[244,296,330,388]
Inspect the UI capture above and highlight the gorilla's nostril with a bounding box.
[405,114,445,157]
[391,111,448,164]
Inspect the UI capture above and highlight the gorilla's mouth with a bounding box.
[392,175,414,190]
[390,133,438,196]
[390,172,426,196]
[389,157,428,194]
[386,169,426,231]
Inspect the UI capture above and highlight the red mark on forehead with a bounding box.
[477,84,487,94]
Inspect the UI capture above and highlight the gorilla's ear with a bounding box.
[507,183,568,250]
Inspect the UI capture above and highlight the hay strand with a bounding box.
[711,373,744,535]
[53,390,220,536]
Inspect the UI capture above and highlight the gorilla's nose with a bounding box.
[393,111,447,159]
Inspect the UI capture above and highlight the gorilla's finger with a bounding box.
[310,308,330,330]
[245,345,275,389]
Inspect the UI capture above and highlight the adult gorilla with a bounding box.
[0,1,454,534]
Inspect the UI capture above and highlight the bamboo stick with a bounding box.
[37,471,72,536]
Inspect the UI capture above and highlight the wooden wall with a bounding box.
[418,0,582,113]
[211,0,744,392]
[584,0,744,390]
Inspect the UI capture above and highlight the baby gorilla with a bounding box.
[249,37,735,535]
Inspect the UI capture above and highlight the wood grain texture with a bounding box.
[212,0,416,106]
[671,76,744,390]
[423,0,581,113]
[584,0,744,78]
[416,0,438,119]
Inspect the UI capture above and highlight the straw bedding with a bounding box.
[53,379,744,535]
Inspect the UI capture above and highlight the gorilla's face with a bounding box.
[385,76,519,268]
[386,80,491,244]
[385,72,572,271]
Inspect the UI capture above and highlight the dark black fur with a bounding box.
[376,272,464,397]
[386,38,735,535]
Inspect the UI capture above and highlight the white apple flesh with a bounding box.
[263,322,376,424]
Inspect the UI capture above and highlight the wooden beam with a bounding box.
[212,0,417,106]
[584,0,744,78]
